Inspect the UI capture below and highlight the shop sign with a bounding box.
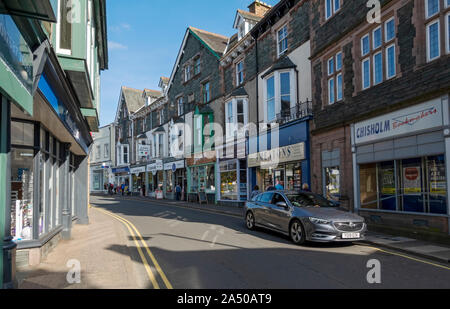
[147,160,163,175]
[130,166,146,175]
[354,99,443,145]
[164,160,185,171]
[138,144,151,157]
[112,167,130,174]
[248,142,306,168]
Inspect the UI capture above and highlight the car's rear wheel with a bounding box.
[246,211,256,230]
[290,220,306,245]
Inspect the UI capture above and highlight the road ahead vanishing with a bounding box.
[90,196,450,289]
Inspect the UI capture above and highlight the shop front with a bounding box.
[187,151,216,204]
[90,163,111,193]
[147,160,163,197]
[352,96,450,236]
[130,166,146,196]
[112,167,130,193]
[163,160,185,200]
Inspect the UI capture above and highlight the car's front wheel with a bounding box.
[246,211,256,230]
[290,220,306,245]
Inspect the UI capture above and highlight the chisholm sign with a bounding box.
[354,99,443,145]
[248,142,306,168]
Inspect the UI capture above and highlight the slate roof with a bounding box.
[189,27,229,57]
[261,56,297,79]
[121,86,145,114]
[237,9,265,23]
[144,88,162,98]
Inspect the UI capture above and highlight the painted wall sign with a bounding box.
[248,142,306,168]
[354,99,443,145]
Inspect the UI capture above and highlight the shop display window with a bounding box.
[10,148,34,241]
[220,161,238,200]
[325,166,340,202]
[359,155,447,215]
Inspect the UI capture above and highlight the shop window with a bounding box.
[220,161,238,200]
[11,148,35,241]
[360,164,378,209]
[11,121,34,146]
[286,163,302,191]
[166,170,174,193]
[325,167,340,202]
[359,156,447,214]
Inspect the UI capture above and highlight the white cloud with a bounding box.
[108,41,128,50]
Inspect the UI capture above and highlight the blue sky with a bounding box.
[99,0,279,127]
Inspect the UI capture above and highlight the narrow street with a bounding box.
[90,196,450,289]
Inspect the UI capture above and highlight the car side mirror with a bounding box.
[276,202,288,209]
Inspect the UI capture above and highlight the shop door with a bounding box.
[274,169,285,190]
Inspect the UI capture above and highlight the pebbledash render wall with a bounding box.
[309,0,450,238]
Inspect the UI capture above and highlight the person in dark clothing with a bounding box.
[175,184,182,201]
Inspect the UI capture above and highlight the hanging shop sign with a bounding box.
[164,160,185,171]
[354,99,443,145]
[130,166,146,175]
[248,142,306,168]
[138,144,151,157]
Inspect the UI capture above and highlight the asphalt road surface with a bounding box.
[90,196,450,289]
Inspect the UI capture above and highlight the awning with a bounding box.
[0,0,56,22]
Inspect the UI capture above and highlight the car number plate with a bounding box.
[342,233,360,239]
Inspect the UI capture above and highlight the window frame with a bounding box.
[361,34,370,57]
[362,57,371,90]
[426,19,441,62]
[373,50,383,85]
[425,0,440,19]
[56,0,72,55]
[263,69,297,123]
[386,43,397,79]
[236,61,244,86]
[277,25,288,57]
[385,17,396,42]
[372,26,383,50]
[446,12,450,54]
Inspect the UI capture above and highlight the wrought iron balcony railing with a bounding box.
[276,100,313,125]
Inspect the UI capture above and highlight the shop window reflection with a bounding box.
[11,148,34,241]
[360,164,378,209]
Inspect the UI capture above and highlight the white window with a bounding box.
[104,144,109,159]
[326,0,340,20]
[373,26,382,50]
[194,57,201,75]
[427,20,441,61]
[96,146,101,160]
[56,0,72,55]
[158,134,164,157]
[425,0,440,19]
[336,74,343,101]
[123,145,129,164]
[361,34,370,56]
[386,44,396,79]
[362,58,371,90]
[185,65,191,82]
[385,17,395,42]
[373,51,383,85]
[177,97,184,116]
[328,57,335,75]
[263,70,296,123]
[266,76,276,122]
[225,98,248,140]
[277,25,288,57]
[328,78,335,104]
[236,61,244,86]
[327,52,343,104]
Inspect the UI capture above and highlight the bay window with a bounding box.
[264,70,296,123]
[225,98,248,141]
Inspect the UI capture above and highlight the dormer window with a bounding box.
[238,23,246,40]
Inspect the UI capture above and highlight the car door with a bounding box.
[268,193,292,232]
[256,192,274,227]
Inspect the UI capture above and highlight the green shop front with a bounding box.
[0,3,58,289]
[186,151,216,204]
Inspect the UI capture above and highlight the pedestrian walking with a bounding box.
[175,183,182,201]
[275,180,284,191]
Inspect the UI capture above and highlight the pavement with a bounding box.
[16,205,148,289]
[116,194,450,265]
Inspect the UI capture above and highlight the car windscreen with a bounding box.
[287,193,336,208]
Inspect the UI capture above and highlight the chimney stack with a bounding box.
[248,0,272,16]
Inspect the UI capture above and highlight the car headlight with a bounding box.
[309,217,331,225]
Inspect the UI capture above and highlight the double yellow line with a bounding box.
[92,205,173,289]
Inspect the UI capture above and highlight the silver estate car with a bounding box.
[245,191,367,245]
